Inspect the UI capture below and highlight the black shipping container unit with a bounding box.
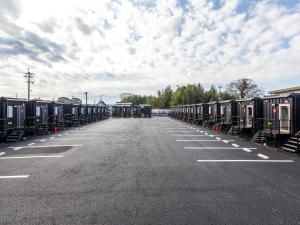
[257,94,300,152]
[0,97,27,142]
[92,106,99,122]
[133,106,142,118]
[112,105,122,118]
[232,97,263,137]
[122,106,132,118]
[204,102,220,126]
[187,105,194,123]
[26,100,49,136]
[87,105,93,123]
[49,102,65,132]
[63,103,80,127]
[260,94,300,135]
[219,100,237,130]
[196,103,209,125]
[141,105,152,118]
[79,105,88,124]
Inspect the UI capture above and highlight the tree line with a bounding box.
[121,78,264,108]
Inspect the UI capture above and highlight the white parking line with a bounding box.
[167,131,198,133]
[216,137,221,140]
[0,152,6,156]
[172,135,219,137]
[50,138,95,141]
[232,143,240,148]
[9,144,82,151]
[242,148,253,153]
[39,139,47,142]
[0,175,29,179]
[197,160,293,163]
[0,155,64,159]
[177,140,234,142]
[65,133,89,136]
[28,143,36,146]
[257,153,269,160]
[184,147,257,150]
[223,140,229,143]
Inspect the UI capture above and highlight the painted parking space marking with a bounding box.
[167,131,199,133]
[0,155,64,159]
[197,160,293,163]
[184,147,257,150]
[28,143,36,146]
[242,148,253,153]
[177,139,234,142]
[216,137,221,140]
[50,138,95,141]
[0,175,29,179]
[171,134,219,137]
[223,140,229,143]
[9,144,82,151]
[232,143,240,148]
[257,153,269,160]
[0,152,6,156]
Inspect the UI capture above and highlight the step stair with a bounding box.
[281,136,299,153]
[253,131,267,143]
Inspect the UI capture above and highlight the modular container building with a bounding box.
[63,103,80,127]
[26,100,49,136]
[232,97,263,136]
[122,106,132,118]
[49,102,64,132]
[112,105,122,118]
[79,105,88,124]
[205,102,220,125]
[87,105,94,123]
[92,106,99,122]
[0,98,27,142]
[187,105,194,123]
[195,103,209,125]
[260,94,300,135]
[133,106,142,118]
[219,100,237,129]
[141,105,152,118]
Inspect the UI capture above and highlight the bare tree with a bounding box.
[226,78,264,99]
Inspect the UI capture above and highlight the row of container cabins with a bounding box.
[0,97,109,143]
[111,104,152,118]
[169,93,300,154]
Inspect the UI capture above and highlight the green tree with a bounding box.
[226,78,264,99]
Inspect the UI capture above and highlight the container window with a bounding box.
[81,108,84,114]
[221,106,225,115]
[72,108,76,114]
[88,108,91,113]
[36,106,41,116]
[54,107,58,115]
[7,106,13,118]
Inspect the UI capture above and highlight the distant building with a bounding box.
[269,85,300,95]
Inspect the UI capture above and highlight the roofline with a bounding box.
[269,86,300,94]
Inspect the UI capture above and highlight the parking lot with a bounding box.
[0,117,299,225]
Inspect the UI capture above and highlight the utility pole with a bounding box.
[84,92,88,105]
[24,68,34,100]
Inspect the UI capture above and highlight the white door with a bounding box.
[246,105,253,127]
[279,104,290,133]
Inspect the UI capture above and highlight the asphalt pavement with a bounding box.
[0,117,299,225]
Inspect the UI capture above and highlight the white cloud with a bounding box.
[0,0,299,103]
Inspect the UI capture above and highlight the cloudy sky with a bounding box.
[0,0,300,103]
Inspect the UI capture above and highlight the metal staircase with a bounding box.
[252,131,267,143]
[6,129,25,142]
[36,124,49,135]
[281,131,300,153]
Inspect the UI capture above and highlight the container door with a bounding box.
[279,104,290,134]
[246,105,253,127]
[41,106,48,124]
[16,105,25,128]
[57,107,64,122]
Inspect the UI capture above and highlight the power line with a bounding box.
[24,68,34,100]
